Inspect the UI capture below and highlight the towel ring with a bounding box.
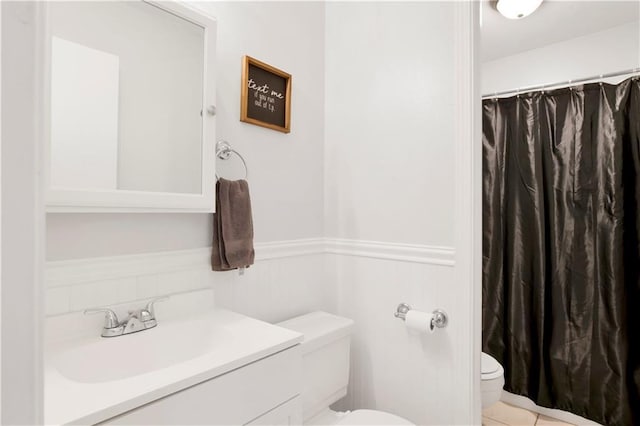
[216,140,248,180]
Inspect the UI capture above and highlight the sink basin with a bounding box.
[45,303,305,426]
[54,318,233,383]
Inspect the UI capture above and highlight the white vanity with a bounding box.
[45,292,304,425]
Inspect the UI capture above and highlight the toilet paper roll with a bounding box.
[405,310,435,334]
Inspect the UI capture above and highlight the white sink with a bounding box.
[45,300,304,426]
[54,318,233,383]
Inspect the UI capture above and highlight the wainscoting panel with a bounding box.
[45,239,327,317]
[45,238,455,317]
[328,252,460,425]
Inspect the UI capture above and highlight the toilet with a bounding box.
[481,352,505,408]
[278,311,414,426]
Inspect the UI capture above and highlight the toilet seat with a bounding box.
[336,409,414,425]
[481,352,504,381]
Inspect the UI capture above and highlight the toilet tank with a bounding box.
[277,311,354,421]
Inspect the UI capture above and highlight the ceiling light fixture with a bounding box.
[496,0,543,20]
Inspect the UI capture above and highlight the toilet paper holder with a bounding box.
[394,303,449,329]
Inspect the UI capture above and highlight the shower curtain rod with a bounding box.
[482,67,640,99]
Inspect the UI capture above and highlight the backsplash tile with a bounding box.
[45,249,216,316]
[136,274,159,299]
[69,279,120,311]
[46,286,71,316]
[157,269,205,295]
[115,277,138,304]
[58,272,209,315]
[44,240,332,323]
[46,289,217,344]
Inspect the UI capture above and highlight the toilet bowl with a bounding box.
[481,352,505,408]
[336,409,414,425]
[278,312,415,426]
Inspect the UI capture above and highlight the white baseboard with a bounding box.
[501,391,602,426]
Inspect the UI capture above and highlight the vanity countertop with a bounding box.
[44,308,303,425]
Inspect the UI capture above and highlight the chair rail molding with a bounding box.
[46,238,456,289]
[324,238,455,266]
[452,1,482,425]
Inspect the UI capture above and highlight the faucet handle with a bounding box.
[84,308,120,329]
[144,297,168,320]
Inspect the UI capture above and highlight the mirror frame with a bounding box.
[44,1,217,213]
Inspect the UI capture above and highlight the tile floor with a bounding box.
[483,402,575,426]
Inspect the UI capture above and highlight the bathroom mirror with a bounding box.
[45,1,216,212]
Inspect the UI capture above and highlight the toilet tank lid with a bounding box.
[277,311,354,353]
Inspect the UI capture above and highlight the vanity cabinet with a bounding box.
[246,397,302,426]
[101,346,302,425]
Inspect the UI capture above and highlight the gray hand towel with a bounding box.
[211,178,255,271]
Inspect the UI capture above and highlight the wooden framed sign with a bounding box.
[240,56,292,133]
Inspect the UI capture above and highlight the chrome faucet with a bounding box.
[84,297,167,338]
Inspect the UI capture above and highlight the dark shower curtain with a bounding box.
[482,77,640,426]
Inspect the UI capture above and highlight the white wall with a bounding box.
[325,2,460,424]
[46,213,213,261]
[324,1,454,246]
[190,0,325,244]
[482,21,640,95]
[46,1,326,261]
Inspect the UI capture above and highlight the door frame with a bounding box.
[453,2,482,424]
[1,1,46,424]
